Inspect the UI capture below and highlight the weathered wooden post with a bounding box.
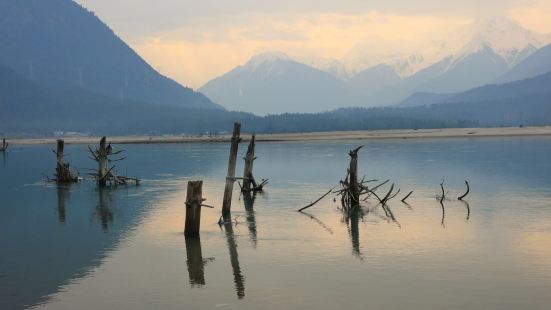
[222,123,241,217]
[98,137,108,186]
[242,134,256,192]
[348,146,362,205]
[185,181,203,237]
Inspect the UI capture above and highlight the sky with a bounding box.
[75,0,551,89]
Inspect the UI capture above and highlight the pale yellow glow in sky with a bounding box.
[77,0,551,89]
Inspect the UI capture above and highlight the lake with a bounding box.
[1,137,551,309]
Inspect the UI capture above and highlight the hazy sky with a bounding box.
[75,0,551,88]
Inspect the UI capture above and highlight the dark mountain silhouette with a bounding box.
[399,71,551,107]
[0,0,220,109]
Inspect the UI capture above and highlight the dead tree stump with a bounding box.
[98,137,108,186]
[53,139,79,183]
[222,123,241,217]
[348,146,363,205]
[0,138,7,152]
[242,134,256,192]
[185,181,203,237]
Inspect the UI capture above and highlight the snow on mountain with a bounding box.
[340,16,550,80]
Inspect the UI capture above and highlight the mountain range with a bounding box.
[0,0,220,110]
[200,16,551,114]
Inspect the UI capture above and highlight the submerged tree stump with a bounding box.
[222,123,241,217]
[0,138,7,152]
[98,137,108,186]
[348,146,362,205]
[53,139,79,183]
[87,137,140,186]
[242,134,256,192]
[185,181,203,237]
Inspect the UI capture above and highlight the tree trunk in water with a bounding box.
[242,134,256,192]
[55,139,65,181]
[222,123,241,217]
[185,181,203,237]
[348,147,362,205]
[98,137,107,186]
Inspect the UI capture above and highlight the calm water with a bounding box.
[1,137,551,309]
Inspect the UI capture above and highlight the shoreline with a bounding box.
[6,126,551,146]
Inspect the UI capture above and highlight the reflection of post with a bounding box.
[97,187,113,230]
[347,209,362,258]
[185,237,206,286]
[243,192,257,247]
[223,221,245,299]
[56,185,70,224]
[2,151,6,168]
[222,123,241,217]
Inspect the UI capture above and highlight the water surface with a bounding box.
[1,137,551,309]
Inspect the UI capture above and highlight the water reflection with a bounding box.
[94,188,114,231]
[459,200,471,221]
[185,237,214,287]
[243,192,257,247]
[345,208,363,258]
[56,185,70,224]
[1,151,6,168]
[222,218,246,299]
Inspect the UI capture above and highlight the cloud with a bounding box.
[133,11,465,87]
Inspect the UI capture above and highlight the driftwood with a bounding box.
[401,191,413,203]
[52,139,79,183]
[298,187,335,212]
[458,180,470,200]
[222,123,241,217]
[87,137,139,186]
[0,138,7,152]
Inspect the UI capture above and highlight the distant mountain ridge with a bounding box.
[199,52,359,115]
[0,0,220,109]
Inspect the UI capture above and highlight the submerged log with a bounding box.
[222,123,241,217]
[185,181,203,237]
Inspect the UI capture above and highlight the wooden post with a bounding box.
[0,138,7,151]
[348,146,362,205]
[98,137,107,186]
[222,123,241,217]
[185,181,203,237]
[242,134,256,192]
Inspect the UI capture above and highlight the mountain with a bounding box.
[496,43,551,83]
[199,52,358,115]
[347,64,401,95]
[0,0,220,109]
[399,70,551,107]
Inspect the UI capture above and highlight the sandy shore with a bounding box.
[7,126,551,146]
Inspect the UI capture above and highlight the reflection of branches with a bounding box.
[459,200,471,221]
[440,200,446,228]
[299,211,333,235]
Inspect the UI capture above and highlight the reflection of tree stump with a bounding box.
[185,237,206,286]
[243,192,257,247]
[56,185,70,224]
[223,221,245,299]
[97,188,113,231]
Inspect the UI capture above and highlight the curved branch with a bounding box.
[458,180,470,200]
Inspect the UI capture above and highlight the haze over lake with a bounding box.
[2,137,551,309]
